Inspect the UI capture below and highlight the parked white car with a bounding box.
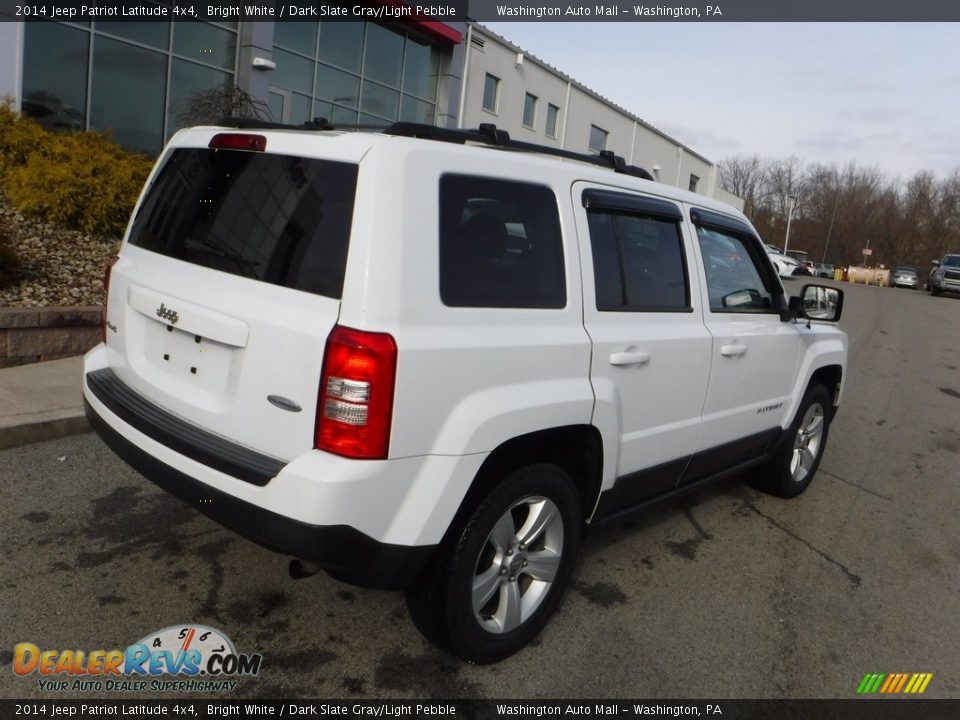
[84,120,847,663]
[766,246,802,278]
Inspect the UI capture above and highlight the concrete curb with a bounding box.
[0,411,90,450]
[0,355,90,450]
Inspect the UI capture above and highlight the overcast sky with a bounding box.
[483,23,960,180]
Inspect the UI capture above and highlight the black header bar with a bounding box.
[2,0,960,22]
[1,699,958,719]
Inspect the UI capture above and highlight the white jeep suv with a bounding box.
[84,120,847,663]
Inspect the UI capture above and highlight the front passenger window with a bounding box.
[695,226,773,312]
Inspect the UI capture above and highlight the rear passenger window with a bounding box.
[439,175,566,309]
[586,211,689,311]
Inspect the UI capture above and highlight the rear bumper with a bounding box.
[84,398,434,589]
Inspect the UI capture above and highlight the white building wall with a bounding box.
[714,187,746,212]
[460,29,570,145]
[563,85,635,154]
[460,25,742,209]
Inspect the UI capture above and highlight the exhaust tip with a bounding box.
[289,558,322,580]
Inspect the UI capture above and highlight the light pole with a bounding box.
[822,194,840,263]
[783,194,796,256]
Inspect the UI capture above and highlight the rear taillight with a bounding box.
[316,326,397,460]
[208,133,267,152]
[101,258,118,344]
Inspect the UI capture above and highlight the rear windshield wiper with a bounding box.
[183,235,260,274]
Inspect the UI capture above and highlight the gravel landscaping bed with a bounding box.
[0,194,120,308]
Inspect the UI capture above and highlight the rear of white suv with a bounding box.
[84,128,449,588]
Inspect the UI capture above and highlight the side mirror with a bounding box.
[780,295,802,322]
[799,284,843,322]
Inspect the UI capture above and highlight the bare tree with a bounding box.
[718,155,767,221]
[174,85,271,131]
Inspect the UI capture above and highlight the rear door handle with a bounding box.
[720,343,748,358]
[609,349,651,366]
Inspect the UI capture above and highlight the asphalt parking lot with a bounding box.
[1,281,958,700]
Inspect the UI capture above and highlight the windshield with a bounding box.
[128,148,358,299]
[894,267,918,274]
[942,255,960,268]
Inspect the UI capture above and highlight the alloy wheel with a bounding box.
[472,495,564,634]
[791,401,825,483]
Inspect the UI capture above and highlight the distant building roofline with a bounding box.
[471,22,714,166]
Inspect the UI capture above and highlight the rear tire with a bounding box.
[406,463,582,664]
[756,384,831,499]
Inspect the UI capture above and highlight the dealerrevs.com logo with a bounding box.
[13,625,263,693]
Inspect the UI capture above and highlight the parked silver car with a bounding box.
[891,266,919,289]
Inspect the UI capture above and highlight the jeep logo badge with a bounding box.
[156,303,180,325]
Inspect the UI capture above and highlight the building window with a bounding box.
[21,19,239,156]
[483,73,500,113]
[90,37,167,154]
[689,174,700,192]
[273,22,317,56]
[172,22,236,70]
[272,22,441,127]
[21,23,89,135]
[545,103,560,138]
[589,124,608,153]
[522,92,537,129]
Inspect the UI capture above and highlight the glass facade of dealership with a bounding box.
[14,18,462,156]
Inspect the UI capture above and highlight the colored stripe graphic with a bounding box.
[856,673,885,694]
[893,673,909,693]
[906,673,933,694]
[857,672,932,694]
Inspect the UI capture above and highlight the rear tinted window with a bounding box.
[128,148,358,299]
[439,175,565,309]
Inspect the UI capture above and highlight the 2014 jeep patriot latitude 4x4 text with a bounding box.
[84,120,847,663]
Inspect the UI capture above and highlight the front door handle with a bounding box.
[609,349,651,366]
[720,343,748,358]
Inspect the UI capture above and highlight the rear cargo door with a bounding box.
[104,136,360,462]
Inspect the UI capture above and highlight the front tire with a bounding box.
[756,384,831,498]
[406,463,582,664]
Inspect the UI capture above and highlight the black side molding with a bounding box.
[85,368,285,486]
[592,429,782,525]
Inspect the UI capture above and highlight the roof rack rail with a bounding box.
[216,116,382,132]
[216,116,298,131]
[213,117,654,181]
[384,121,654,180]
